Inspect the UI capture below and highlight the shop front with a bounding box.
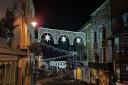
[82,67,90,84]
[99,70,109,85]
[89,62,113,85]
[76,67,82,80]
[90,68,109,85]
[90,68,99,85]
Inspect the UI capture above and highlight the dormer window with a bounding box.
[122,12,128,25]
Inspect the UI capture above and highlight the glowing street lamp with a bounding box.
[30,21,38,85]
[31,21,38,39]
[31,21,38,27]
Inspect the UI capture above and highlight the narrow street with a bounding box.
[1,0,128,85]
[36,74,89,85]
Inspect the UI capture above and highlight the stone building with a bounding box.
[108,0,128,85]
[0,0,36,85]
[80,20,92,84]
[88,0,113,85]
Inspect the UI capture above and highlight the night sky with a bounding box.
[33,0,106,31]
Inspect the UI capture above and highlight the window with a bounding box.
[120,35,128,57]
[122,12,128,24]
[120,64,128,82]
[103,47,107,62]
[121,34,128,46]
[94,32,97,42]
[116,64,121,81]
[99,47,103,62]
[103,26,106,39]
[115,37,119,51]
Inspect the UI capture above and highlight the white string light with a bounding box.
[45,34,50,42]
[77,38,81,44]
[61,36,66,43]
[43,52,77,61]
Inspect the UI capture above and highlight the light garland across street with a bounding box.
[43,52,77,61]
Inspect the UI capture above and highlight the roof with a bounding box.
[91,0,110,16]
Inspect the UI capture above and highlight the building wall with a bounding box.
[111,0,128,84]
[79,20,92,83]
[91,0,112,63]
[89,0,112,85]
[0,0,36,85]
[0,59,18,85]
[0,0,35,50]
[0,0,14,17]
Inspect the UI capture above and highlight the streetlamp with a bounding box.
[30,21,38,85]
[31,21,38,39]
[31,21,38,28]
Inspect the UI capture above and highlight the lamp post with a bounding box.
[31,21,38,39]
[30,21,38,85]
[31,21,38,28]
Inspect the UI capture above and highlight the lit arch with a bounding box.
[73,36,84,45]
[41,33,54,45]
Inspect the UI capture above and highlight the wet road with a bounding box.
[36,75,89,85]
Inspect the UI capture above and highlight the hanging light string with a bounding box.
[43,52,77,61]
[39,42,71,54]
[36,42,77,61]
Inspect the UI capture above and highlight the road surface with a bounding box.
[36,74,89,85]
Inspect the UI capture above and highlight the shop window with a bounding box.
[120,64,128,82]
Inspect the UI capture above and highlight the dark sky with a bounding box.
[33,0,106,31]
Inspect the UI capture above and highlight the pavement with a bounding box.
[36,74,89,85]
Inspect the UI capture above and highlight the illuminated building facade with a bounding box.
[79,20,92,83]
[88,0,113,85]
